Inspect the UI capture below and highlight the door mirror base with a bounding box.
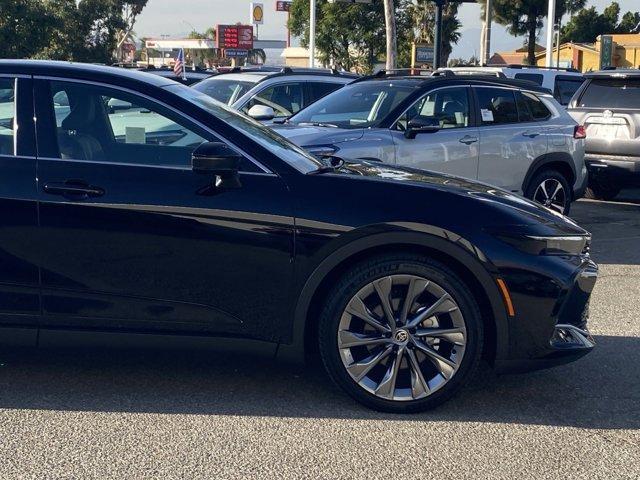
[404,117,441,139]
[192,142,242,189]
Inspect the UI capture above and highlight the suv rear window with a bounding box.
[554,77,584,105]
[579,78,640,109]
[514,73,544,86]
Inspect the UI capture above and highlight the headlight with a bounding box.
[497,234,591,256]
[305,144,339,158]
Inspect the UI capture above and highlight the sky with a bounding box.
[135,0,640,60]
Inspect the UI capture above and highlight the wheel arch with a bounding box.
[522,152,576,195]
[277,232,509,368]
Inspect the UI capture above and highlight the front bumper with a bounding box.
[585,154,640,187]
[494,257,598,373]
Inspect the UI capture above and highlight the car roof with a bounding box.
[584,69,640,78]
[0,59,176,89]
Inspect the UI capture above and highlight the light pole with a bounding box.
[309,0,316,67]
[545,0,556,67]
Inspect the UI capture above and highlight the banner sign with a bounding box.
[216,25,254,50]
[276,0,292,11]
[600,35,614,69]
[415,45,434,64]
[225,49,249,58]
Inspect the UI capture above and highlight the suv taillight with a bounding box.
[574,125,586,139]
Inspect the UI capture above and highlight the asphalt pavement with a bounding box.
[0,191,639,479]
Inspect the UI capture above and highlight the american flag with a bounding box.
[174,48,185,79]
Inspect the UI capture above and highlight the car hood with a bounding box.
[273,124,364,147]
[335,160,586,230]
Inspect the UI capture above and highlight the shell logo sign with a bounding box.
[251,2,264,25]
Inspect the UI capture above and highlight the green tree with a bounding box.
[477,0,585,65]
[561,2,640,44]
[410,0,462,66]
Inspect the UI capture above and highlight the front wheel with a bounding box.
[318,254,483,413]
[525,170,572,215]
[584,180,620,201]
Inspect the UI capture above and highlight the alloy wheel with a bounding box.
[337,274,467,402]
[533,178,566,214]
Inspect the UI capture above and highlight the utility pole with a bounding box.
[309,0,316,67]
[545,0,556,67]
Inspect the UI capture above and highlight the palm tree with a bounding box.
[383,0,397,69]
[410,0,461,67]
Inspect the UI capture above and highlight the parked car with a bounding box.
[0,60,597,413]
[133,66,216,85]
[192,66,358,123]
[438,65,585,106]
[567,69,640,200]
[273,71,588,214]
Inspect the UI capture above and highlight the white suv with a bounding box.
[438,66,585,106]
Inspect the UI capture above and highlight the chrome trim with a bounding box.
[32,75,273,174]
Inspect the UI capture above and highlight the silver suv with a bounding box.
[192,67,357,124]
[273,72,587,214]
[568,69,640,200]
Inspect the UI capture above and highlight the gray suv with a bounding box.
[568,69,640,200]
[274,72,587,214]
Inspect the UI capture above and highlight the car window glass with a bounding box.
[522,92,551,120]
[515,91,533,122]
[554,78,584,105]
[48,80,208,167]
[192,79,255,105]
[0,78,15,156]
[308,82,343,102]
[578,78,640,109]
[244,83,304,118]
[514,73,544,86]
[395,87,469,130]
[476,88,518,125]
[290,82,416,129]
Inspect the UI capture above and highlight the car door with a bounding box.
[475,86,547,193]
[34,78,294,342]
[389,86,479,180]
[0,74,40,340]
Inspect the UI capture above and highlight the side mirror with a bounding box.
[405,116,441,139]
[247,105,276,121]
[108,98,133,112]
[192,142,242,189]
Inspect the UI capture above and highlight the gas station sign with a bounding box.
[216,25,254,50]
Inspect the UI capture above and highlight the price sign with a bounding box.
[276,0,292,11]
[216,25,254,50]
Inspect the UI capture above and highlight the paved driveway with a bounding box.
[1,192,639,479]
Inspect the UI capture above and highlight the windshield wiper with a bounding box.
[298,122,339,128]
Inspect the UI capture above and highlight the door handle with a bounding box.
[522,131,540,138]
[43,180,105,199]
[459,135,478,145]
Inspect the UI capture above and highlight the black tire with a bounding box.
[525,169,572,215]
[318,253,483,413]
[584,181,620,201]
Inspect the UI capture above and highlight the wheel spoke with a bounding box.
[415,327,465,346]
[346,296,391,333]
[406,293,458,329]
[407,348,430,399]
[374,346,404,399]
[413,339,457,379]
[549,181,562,201]
[399,278,429,325]
[373,277,397,331]
[338,330,390,349]
[539,180,550,200]
[346,345,394,381]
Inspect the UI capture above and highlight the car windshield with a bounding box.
[163,83,322,173]
[289,82,417,129]
[192,78,256,105]
[579,78,640,109]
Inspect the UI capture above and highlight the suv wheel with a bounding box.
[584,181,620,201]
[526,170,571,215]
[318,254,482,413]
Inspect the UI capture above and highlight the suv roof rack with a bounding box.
[350,68,432,83]
[212,65,359,79]
[488,64,580,73]
[433,69,507,78]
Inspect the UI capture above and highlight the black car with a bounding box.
[568,69,640,200]
[135,66,216,85]
[0,60,597,412]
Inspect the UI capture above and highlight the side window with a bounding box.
[308,82,343,103]
[47,80,208,167]
[0,78,15,156]
[475,88,518,125]
[522,91,551,121]
[554,78,584,106]
[244,83,304,118]
[395,87,470,131]
[514,73,544,86]
[515,91,533,122]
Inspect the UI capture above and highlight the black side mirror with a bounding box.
[192,142,242,189]
[405,116,441,139]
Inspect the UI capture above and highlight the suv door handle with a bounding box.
[43,180,105,200]
[522,131,540,138]
[459,135,478,145]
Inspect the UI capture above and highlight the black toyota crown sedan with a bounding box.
[0,61,597,412]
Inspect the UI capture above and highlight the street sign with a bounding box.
[600,35,614,69]
[414,45,434,65]
[276,0,292,11]
[225,49,249,58]
[250,2,264,25]
[216,25,254,50]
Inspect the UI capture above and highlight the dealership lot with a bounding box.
[0,191,638,480]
